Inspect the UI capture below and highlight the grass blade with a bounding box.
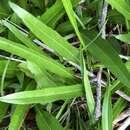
[0,60,18,78]
[0,102,9,123]
[62,0,85,47]
[36,108,65,130]
[40,0,80,28]
[82,55,95,123]
[1,20,42,53]
[8,81,35,130]
[0,37,75,80]
[102,86,113,130]
[112,98,127,120]
[107,0,130,20]
[81,31,130,88]
[9,2,79,63]
[57,17,92,35]
[115,33,130,43]
[0,84,83,104]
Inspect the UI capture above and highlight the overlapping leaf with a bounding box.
[0,37,75,80]
[81,31,130,88]
[9,2,79,63]
[36,108,66,130]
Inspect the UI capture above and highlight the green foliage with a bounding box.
[0,0,130,129]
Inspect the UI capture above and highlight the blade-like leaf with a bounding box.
[0,37,75,80]
[81,31,130,88]
[115,33,130,43]
[36,108,65,130]
[62,0,85,47]
[26,61,57,88]
[9,2,79,63]
[0,102,9,123]
[82,54,95,123]
[1,20,42,53]
[8,81,35,130]
[0,60,18,78]
[40,0,80,28]
[102,86,113,130]
[57,17,92,34]
[107,0,130,20]
[112,98,127,120]
[0,84,83,104]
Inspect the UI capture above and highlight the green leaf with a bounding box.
[9,2,79,63]
[107,0,130,20]
[62,0,85,47]
[115,32,130,43]
[26,61,57,88]
[102,86,113,130]
[0,60,18,78]
[36,108,65,130]
[81,31,130,88]
[112,98,127,120]
[57,17,92,35]
[0,102,9,123]
[0,37,75,80]
[8,81,35,130]
[0,84,83,104]
[1,20,42,53]
[40,0,80,28]
[82,54,95,123]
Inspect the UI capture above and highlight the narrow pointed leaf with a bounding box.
[102,86,113,130]
[8,81,35,130]
[0,102,9,123]
[26,61,57,88]
[36,109,65,130]
[82,55,95,123]
[115,33,130,43]
[1,20,42,53]
[0,60,18,78]
[40,0,80,28]
[9,2,79,63]
[57,17,92,34]
[0,84,83,104]
[113,98,127,120]
[107,0,130,20]
[62,0,85,47]
[81,31,130,88]
[0,37,75,80]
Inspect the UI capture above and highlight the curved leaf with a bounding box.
[9,2,79,63]
[0,37,75,80]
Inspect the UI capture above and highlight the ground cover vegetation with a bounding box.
[0,0,130,130]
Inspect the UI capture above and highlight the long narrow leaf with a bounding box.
[36,108,65,130]
[9,2,79,63]
[82,55,95,123]
[81,31,130,88]
[107,0,130,20]
[62,0,85,47]
[1,20,42,53]
[0,37,75,80]
[40,0,80,28]
[102,86,113,130]
[8,81,35,130]
[0,84,83,104]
